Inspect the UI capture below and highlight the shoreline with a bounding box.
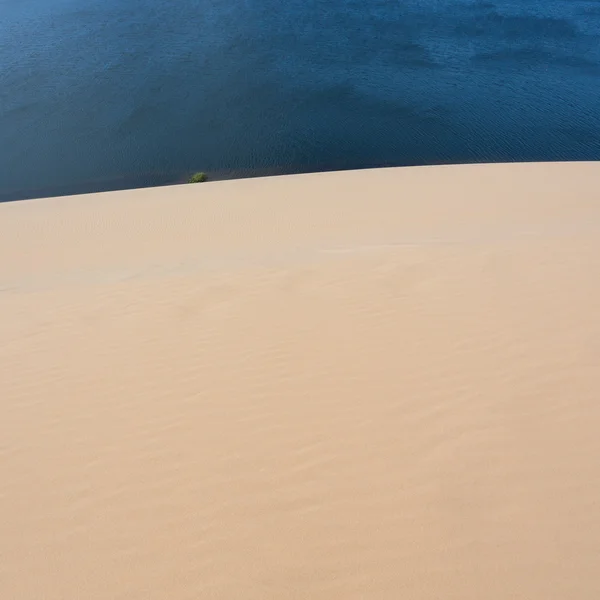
[2,158,594,204]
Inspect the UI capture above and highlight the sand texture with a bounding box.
[1,162,600,599]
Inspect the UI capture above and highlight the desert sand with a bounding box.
[1,162,600,599]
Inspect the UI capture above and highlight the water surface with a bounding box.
[1,0,599,200]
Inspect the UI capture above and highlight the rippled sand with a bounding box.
[1,163,600,599]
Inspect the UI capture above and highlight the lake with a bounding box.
[1,0,599,201]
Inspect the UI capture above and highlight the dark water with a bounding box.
[1,0,599,201]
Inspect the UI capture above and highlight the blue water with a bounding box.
[1,0,599,201]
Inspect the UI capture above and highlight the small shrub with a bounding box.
[189,172,207,183]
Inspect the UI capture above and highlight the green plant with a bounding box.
[188,172,207,183]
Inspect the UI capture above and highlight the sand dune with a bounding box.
[1,163,600,599]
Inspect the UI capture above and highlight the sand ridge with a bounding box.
[1,163,600,599]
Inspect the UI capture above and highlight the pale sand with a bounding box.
[1,162,600,599]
